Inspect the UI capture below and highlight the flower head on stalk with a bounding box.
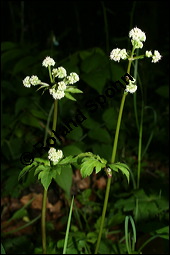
[109,27,162,95]
[129,27,146,49]
[52,67,67,78]
[110,48,128,62]
[22,56,82,101]
[23,75,41,87]
[48,148,63,165]
[42,56,55,67]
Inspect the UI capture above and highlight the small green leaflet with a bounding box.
[108,162,130,183]
[58,155,77,165]
[65,87,83,94]
[65,92,77,101]
[80,157,106,178]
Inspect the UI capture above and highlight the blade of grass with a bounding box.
[63,196,74,254]
[125,216,131,254]
[129,216,136,251]
[2,215,41,236]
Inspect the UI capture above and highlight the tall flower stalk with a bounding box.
[21,56,82,254]
[41,98,58,254]
[94,27,162,254]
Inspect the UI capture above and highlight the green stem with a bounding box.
[95,92,127,254]
[41,99,58,254]
[48,66,53,83]
[41,189,48,254]
[137,101,144,189]
[110,92,127,163]
[94,177,111,254]
[95,46,135,254]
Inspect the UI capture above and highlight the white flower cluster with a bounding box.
[145,50,162,63]
[23,75,41,87]
[110,48,128,62]
[23,57,80,100]
[52,67,67,78]
[49,70,79,100]
[42,56,55,67]
[129,27,146,49]
[125,79,137,94]
[48,148,63,164]
[67,72,80,84]
[49,87,65,100]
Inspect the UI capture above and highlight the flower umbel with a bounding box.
[151,50,162,63]
[110,48,128,62]
[52,67,67,78]
[145,50,152,58]
[22,56,82,100]
[67,72,80,84]
[49,88,65,100]
[42,56,55,67]
[48,148,63,164]
[30,75,41,86]
[23,76,31,88]
[129,27,146,42]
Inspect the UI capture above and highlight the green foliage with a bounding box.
[18,156,76,193]
[80,157,106,177]
[108,162,130,183]
[114,189,169,221]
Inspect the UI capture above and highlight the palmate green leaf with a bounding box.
[108,162,130,183]
[80,158,106,178]
[65,92,77,101]
[65,87,83,94]
[18,161,38,181]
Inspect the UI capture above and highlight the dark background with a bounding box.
[1,1,169,54]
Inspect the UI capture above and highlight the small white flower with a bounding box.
[120,49,128,60]
[30,75,41,86]
[56,90,65,99]
[125,79,137,94]
[48,148,63,163]
[151,50,162,63]
[106,168,112,177]
[67,72,79,84]
[110,48,121,62]
[23,76,31,88]
[110,48,128,62]
[42,56,55,67]
[145,50,152,58]
[129,27,146,42]
[58,81,67,91]
[49,88,65,100]
[52,67,67,78]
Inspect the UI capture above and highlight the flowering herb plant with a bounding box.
[18,26,162,254]
[19,57,83,254]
